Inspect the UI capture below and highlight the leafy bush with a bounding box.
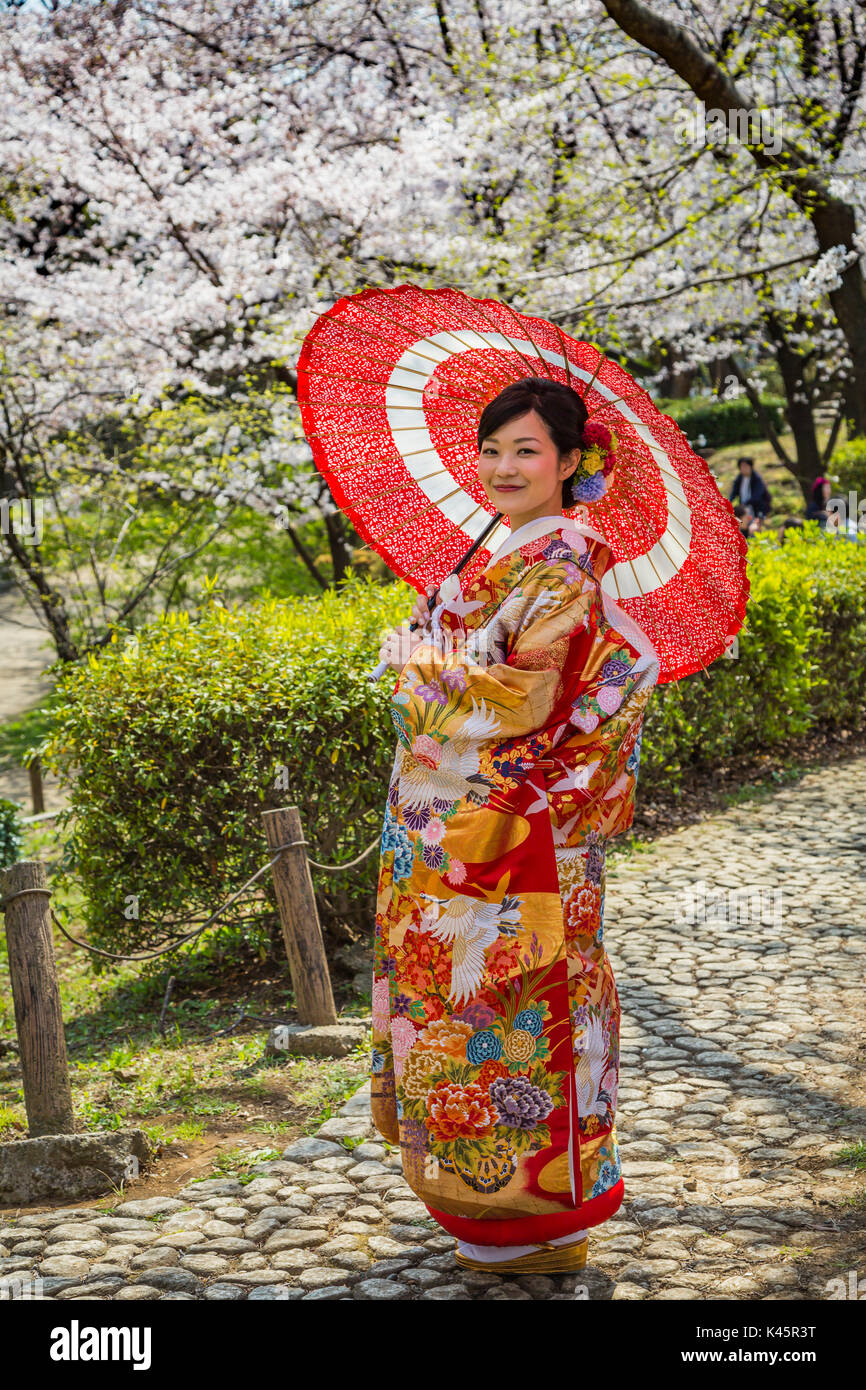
[41,575,409,964]
[829,436,866,495]
[656,394,786,449]
[0,799,23,871]
[40,529,866,964]
[639,523,866,787]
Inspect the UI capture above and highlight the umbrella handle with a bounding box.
[367,618,425,684]
[367,588,440,683]
[366,514,503,684]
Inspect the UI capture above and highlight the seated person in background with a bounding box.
[806,476,833,527]
[732,503,753,539]
[729,456,772,518]
[778,517,805,545]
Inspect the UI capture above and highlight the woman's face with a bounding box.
[822,481,832,502]
[477,409,578,526]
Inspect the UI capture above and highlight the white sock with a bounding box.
[457,1229,587,1263]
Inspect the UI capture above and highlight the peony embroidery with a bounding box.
[390,1015,419,1079]
[410,734,444,769]
[425,1080,496,1139]
[597,683,625,714]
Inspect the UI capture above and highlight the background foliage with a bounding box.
[656,395,787,450]
[0,798,22,872]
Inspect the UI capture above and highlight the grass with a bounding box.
[206,1146,285,1183]
[0,697,59,773]
[777,1245,813,1263]
[608,833,655,863]
[835,1140,866,1172]
[715,759,808,808]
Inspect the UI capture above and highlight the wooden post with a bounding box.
[262,806,337,1026]
[0,859,74,1136]
[28,757,45,815]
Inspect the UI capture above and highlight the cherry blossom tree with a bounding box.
[1,0,863,660]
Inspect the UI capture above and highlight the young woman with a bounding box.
[372,377,660,1275]
[805,476,832,526]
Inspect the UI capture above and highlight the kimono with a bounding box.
[371,513,660,1246]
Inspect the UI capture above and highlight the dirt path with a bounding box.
[0,589,64,811]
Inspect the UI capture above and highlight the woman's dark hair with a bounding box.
[810,475,829,504]
[476,377,588,508]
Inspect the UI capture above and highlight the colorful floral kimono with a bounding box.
[371,514,659,1246]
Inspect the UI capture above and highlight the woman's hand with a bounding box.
[378,621,428,672]
[409,583,438,629]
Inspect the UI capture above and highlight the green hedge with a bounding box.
[829,436,866,494]
[40,526,866,964]
[656,394,786,448]
[0,798,22,871]
[640,523,866,779]
[41,577,408,963]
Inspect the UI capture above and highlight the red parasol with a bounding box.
[296,282,749,684]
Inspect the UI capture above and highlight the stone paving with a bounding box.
[1,756,864,1301]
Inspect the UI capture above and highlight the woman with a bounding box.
[372,377,660,1275]
[805,476,832,527]
[729,456,772,519]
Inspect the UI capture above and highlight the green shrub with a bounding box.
[829,436,866,495]
[0,798,23,871]
[639,523,866,789]
[41,575,409,964]
[656,394,786,449]
[40,529,866,965]
[783,524,866,725]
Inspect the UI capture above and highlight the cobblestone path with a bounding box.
[1,756,864,1301]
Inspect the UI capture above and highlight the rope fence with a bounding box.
[0,804,377,1137]
[18,831,379,965]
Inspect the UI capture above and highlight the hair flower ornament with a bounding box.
[572,421,618,501]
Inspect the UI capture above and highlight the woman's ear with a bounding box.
[559,448,580,482]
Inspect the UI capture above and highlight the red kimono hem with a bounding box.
[425,1175,625,1246]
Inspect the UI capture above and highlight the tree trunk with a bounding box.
[668,368,694,399]
[763,316,822,503]
[727,340,820,506]
[324,510,353,585]
[0,514,79,662]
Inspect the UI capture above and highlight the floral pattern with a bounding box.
[371,520,659,1228]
